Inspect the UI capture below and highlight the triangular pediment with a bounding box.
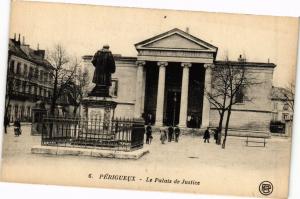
[135,28,218,52]
[144,33,208,50]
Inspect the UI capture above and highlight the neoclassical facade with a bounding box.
[83,28,275,133]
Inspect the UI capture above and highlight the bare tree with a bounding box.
[206,56,257,148]
[62,62,89,117]
[283,82,295,113]
[46,44,76,115]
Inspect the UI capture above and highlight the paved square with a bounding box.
[0,125,292,198]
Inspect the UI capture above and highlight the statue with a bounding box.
[89,45,116,97]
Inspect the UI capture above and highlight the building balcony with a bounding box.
[10,90,52,103]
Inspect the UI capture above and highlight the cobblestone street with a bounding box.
[1,125,292,198]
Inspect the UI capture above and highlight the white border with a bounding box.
[0,1,299,199]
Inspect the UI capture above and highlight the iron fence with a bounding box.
[41,116,145,151]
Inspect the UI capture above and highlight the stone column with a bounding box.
[134,61,146,118]
[155,62,168,126]
[201,63,212,128]
[141,68,146,115]
[178,62,192,128]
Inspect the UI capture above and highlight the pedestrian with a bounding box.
[203,127,210,143]
[174,126,180,142]
[160,129,167,144]
[214,128,219,144]
[4,115,10,134]
[14,119,21,137]
[146,123,152,144]
[168,126,174,142]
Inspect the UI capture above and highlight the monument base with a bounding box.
[88,84,110,97]
[31,145,149,160]
[81,96,117,121]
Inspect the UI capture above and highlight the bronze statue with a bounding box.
[89,45,116,97]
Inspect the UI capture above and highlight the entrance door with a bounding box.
[165,90,181,126]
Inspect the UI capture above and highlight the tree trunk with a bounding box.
[50,70,58,115]
[222,105,232,149]
[217,110,225,145]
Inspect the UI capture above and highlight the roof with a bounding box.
[271,86,292,100]
[82,54,137,62]
[9,39,54,70]
[214,60,276,68]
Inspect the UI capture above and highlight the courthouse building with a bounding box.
[82,28,276,134]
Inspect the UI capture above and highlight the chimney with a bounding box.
[22,36,25,45]
[16,34,21,45]
[185,27,190,34]
[14,33,16,41]
[37,43,39,50]
[238,54,246,62]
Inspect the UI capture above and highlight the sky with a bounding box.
[9,1,299,87]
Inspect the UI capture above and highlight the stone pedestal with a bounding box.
[81,97,117,123]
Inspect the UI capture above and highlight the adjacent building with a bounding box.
[6,34,54,122]
[271,86,294,122]
[82,28,276,135]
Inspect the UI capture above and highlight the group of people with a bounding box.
[160,126,180,144]
[145,124,181,144]
[4,116,22,136]
[203,127,220,144]
[145,124,220,145]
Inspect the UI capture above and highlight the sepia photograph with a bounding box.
[0,0,299,198]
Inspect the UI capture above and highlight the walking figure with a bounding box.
[160,129,167,144]
[146,123,152,144]
[14,119,21,137]
[4,115,10,134]
[203,127,210,143]
[174,126,180,142]
[214,128,219,144]
[168,126,174,142]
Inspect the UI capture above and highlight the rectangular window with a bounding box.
[24,64,28,77]
[235,86,245,103]
[273,102,278,110]
[29,67,34,79]
[16,63,21,75]
[10,60,15,73]
[14,105,18,120]
[40,70,43,81]
[282,113,289,121]
[22,81,26,93]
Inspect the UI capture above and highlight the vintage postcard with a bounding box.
[0,1,299,198]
